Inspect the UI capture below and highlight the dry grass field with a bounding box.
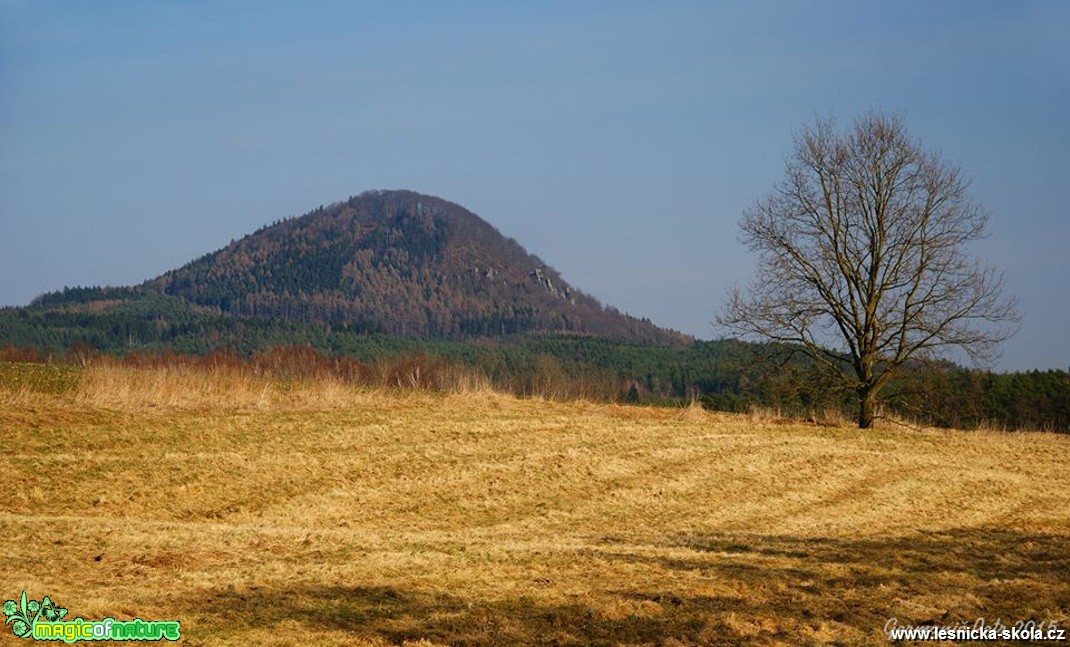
[2,364,1068,645]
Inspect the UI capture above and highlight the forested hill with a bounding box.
[127,189,683,344]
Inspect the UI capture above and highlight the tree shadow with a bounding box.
[640,528,1069,638]
[175,528,1069,646]
[177,584,736,646]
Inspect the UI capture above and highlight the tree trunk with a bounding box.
[858,387,876,429]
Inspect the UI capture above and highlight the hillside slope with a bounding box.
[144,189,686,343]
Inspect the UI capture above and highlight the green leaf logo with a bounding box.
[3,591,66,639]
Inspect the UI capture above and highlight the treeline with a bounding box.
[888,365,1070,432]
[0,291,718,398]
[2,286,1066,431]
[1,329,1067,432]
[699,354,1070,433]
[0,342,636,402]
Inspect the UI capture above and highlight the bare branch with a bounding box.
[717,111,1019,428]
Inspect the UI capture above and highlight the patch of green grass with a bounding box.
[0,362,80,394]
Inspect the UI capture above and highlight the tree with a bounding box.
[719,112,1018,428]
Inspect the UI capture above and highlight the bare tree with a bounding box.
[719,112,1018,428]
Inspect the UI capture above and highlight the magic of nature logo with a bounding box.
[3,591,180,642]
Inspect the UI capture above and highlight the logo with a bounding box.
[3,592,180,642]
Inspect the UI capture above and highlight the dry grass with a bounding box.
[2,365,1068,645]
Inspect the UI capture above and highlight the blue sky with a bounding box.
[1,1,1067,371]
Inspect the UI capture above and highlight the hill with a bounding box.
[135,189,685,344]
[2,365,1068,645]
[18,190,686,345]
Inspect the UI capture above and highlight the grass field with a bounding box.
[2,364,1068,645]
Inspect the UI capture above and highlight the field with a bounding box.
[2,364,1069,645]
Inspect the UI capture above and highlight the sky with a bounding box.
[1,1,1067,371]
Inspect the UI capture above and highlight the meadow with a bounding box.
[1,363,1068,645]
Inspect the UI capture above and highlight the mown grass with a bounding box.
[1,366,1068,645]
